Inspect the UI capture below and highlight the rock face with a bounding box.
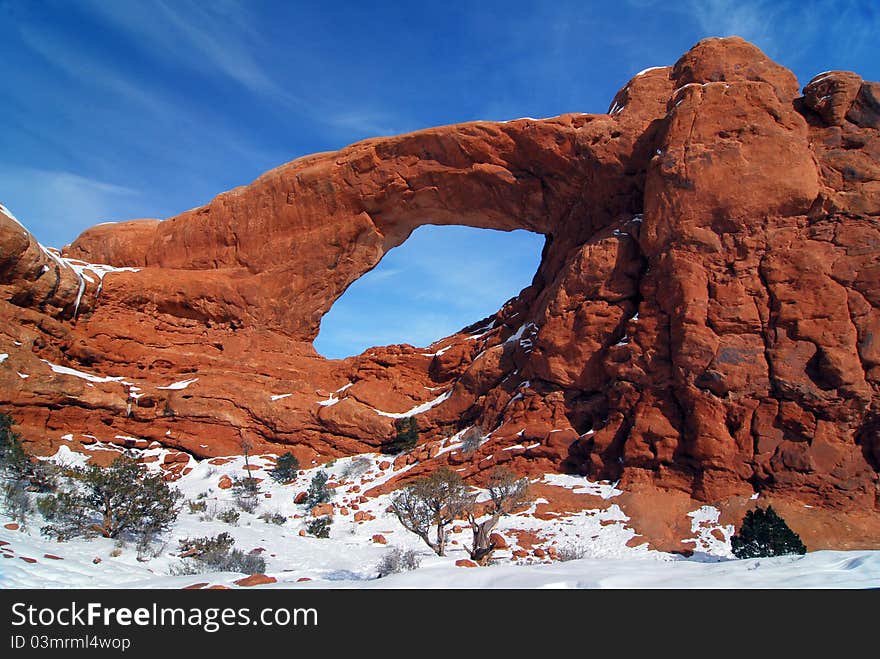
[1,38,878,540]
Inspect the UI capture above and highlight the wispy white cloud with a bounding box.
[15,23,170,117]
[323,111,412,142]
[81,0,283,98]
[11,15,287,181]
[685,0,880,78]
[688,0,776,45]
[0,167,142,247]
[79,0,411,140]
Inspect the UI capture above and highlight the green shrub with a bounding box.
[2,480,33,527]
[179,532,235,558]
[174,532,266,575]
[341,456,371,480]
[382,417,419,455]
[217,508,241,525]
[306,515,331,538]
[731,506,807,558]
[187,500,208,513]
[376,546,421,578]
[40,454,181,542]
[269,452,300,484]
[0,413,29,479]
[231,476,260,513]
[258,511,286,525]
[38,488,90,541]
[0,413,57,490]
[304,470,330,508]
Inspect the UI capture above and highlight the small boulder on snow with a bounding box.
[234,574,277,587]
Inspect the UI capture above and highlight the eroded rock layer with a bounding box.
[2,38,878,545]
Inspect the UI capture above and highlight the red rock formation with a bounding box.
[1,37,878,544]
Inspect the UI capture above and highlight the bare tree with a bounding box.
[464,467,530,565]
[234,434,260,511]
[390,468,471,556]
[238,434,254,472]
[459,425,486,455]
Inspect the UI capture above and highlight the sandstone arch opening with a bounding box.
[314,225,545,359]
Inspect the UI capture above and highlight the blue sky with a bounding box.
[1,1,878,357]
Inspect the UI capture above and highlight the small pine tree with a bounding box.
[382,417,419,454]
[0,413,30,480]
[2,480,34,527]
[269,452,300,484]
[304,470,330,508]
[0,414,58,491]
[731,506,807,559]
[41,453,182,541]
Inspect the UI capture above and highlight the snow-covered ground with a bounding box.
[1,446,878,589]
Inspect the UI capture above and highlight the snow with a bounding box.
[60,434,74,442]
[686,506,735,558]
[374,388,453,418]
[0,353,7,363]
[62,258,140,301]
[810,72,835,86]
[317,383,353,407]
[17,372,29,379]
[1,447,878,590]
[357,551,880,589]
[433,427,471,456]
[542,474,622,500]
[499,116,550,123]
[157,377,199,390]
[0,202,28,234]
[635,66,666,77]
[467,320,496,340]
[41,359,125,384]
[271,393,293,401]
[504,322,538,351]
[0,208,139,317]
